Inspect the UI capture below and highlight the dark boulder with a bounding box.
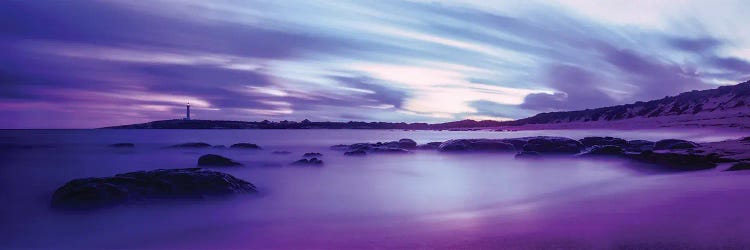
[168,142,211,148]
[500,139,528,150]
[291,157,323,166]
[579,137,627,147]
[626,150,716,170]
[515,151,542,159]
[230,143,262,149]
[109,143,135,148]
[438,139,515,152]
[51,168,257,210]
[521,137,584,154]
[303,152,323,157]
[417,142,443,150]
[653,139,698,150]
[398,139,418,149]
[624,140,654,152]
[579,145,625,157]
[344,149,367,156]
[725,162,750,171]
[198,154,242,167]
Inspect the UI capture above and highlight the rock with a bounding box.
[579,137,627,147]
[370,147,411,153]
[198,154,242,167]
[303,152,323,157]
[109,143,135,148]
[521,137,584,154]
[51,168,257,210]
[726,162,750,171]
[653,139,698,150]
[272,151,292,155]
[438,139,516,152]
[500,139,528,150]
[230,143,262,149]
[344,149,367,156]
[168,142,211,148]
[515,151,542,159]
[417,142,443,150]
[398,139,417,149]
[291,157,323,166]
[578,145,625,157]
[624,140,654,152]
[626,150,717,170]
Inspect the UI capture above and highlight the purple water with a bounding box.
[1,129,749,249]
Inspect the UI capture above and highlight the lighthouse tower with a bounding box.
[185,102,191,120]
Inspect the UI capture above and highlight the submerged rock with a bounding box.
[725,162,750,171]
[291,157,323,166]
[521,137,584,154]
[398,139,418,149]
[653,139,698,150]
[438,139,515,152]
[51,168,257,210]
[579,145,625,157]
[626,150,716,170]
[624,140,654,152]
[109,143,135,148]
[168,142,211,148]
[213,145,226,149]
[198,154,242,167]
[344,149,367,156]
[303,152,323,157]
[417,142,443,150]
[230,143,262,149]
[579,137,627,147]
[272,151,292,155]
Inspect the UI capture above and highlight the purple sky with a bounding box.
[2,0,750,128]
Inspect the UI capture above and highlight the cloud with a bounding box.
[2,0,750,127]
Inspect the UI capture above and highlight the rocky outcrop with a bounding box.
[653,139,698,150]
[198,154,242,167]
[521,137,584,154]
[624,140,654,152]
[230,143,262,149]
[626,150,717,170]
[397,139,417,149]
[291,157,323,166]
[331,140,416,155]
[51,168,257,210]
[579,137,627,147]
[303,152,323,157]
[109,143,135,148]
[726,162,750,171]
[438,139,515,152]
[417,142,442,150]
[344,149,367,156]
[168,142,211,148]
[578,145,625,157]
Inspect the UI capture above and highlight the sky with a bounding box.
[1,0,750,128]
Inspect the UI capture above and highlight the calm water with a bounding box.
[1,129,749,249]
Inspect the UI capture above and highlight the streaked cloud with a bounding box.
[1,0,749,128]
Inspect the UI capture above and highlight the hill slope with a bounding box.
[503,81,750,126]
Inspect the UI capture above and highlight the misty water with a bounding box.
[1,129,750,249]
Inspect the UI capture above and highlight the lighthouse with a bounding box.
[185,102,191,120]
